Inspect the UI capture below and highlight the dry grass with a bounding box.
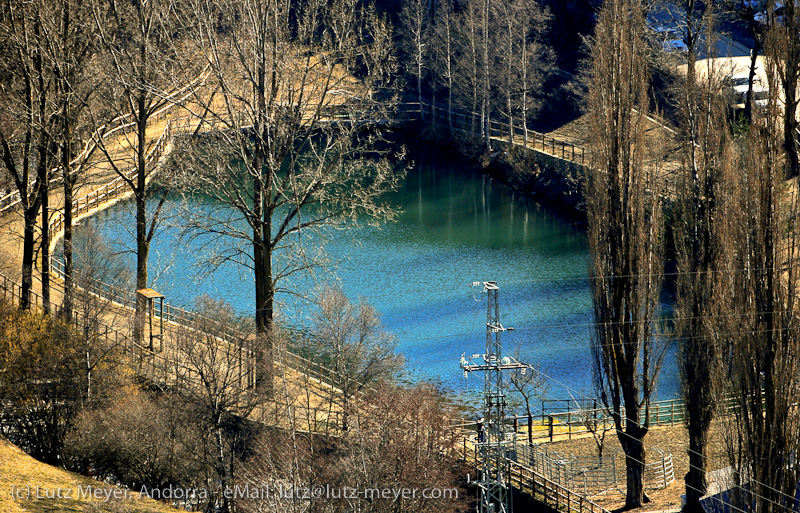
[544,421,728,513]
[0,436,183,513]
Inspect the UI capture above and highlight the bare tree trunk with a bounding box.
[134,99,149,346]
[586,0,664,508]
[253,219,274,393]
[21,215,37,309]
[62,168,75,321]
[721,111,800,513]
[522,41,529,147]
[620,420,647,508]
[745,44,761,122]
[39,166,50,314]
[674,6,723,513]
[444,2,453,136]
[482,0,490,149]
[767,0,800,177]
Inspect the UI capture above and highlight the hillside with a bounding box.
[0,437,182,513]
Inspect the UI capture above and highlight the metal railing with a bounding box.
[510,460,611,513]
[516,442,674,497]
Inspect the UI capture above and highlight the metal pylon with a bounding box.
[461,281,529,513]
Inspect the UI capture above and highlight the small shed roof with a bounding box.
[135,288,165,299]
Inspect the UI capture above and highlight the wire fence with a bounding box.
[516,443,675,497]
[457,435,612,513]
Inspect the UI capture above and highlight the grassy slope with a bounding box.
[0,437,182,513]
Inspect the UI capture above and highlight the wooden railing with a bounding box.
[47,122,172,238]
[411,101,677,196]
[410,101,590,166]
[0,269,343,435]
[457,434,611,513]
[0,69,211,215]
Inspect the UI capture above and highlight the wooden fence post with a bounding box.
[568,411,572,439]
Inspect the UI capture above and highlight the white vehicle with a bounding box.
[723,75,769,110]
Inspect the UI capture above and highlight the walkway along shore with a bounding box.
[0,72,347,435]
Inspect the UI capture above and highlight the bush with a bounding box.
[0,304,86,463]
[65,389,202,493]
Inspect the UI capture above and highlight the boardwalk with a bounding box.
[0,73,347,435]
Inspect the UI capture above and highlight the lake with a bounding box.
[80,144,679,407]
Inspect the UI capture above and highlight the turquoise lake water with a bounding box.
[80,145,679,407]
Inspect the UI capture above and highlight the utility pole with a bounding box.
[461,281,530,513]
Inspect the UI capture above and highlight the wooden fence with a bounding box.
[47,256,340,395]
[517,395,746,443]
[458,435,611,513]
[0,269,343,435]
[0,70,211,215]
[405,101,590,167]
[47,122,171,237]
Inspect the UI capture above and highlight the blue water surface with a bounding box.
[81,145,679,406]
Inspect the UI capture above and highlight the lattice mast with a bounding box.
[461,281,529,513]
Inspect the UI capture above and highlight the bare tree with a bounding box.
[479,0,491,148]
[90,0,183,344]
[338,382,467,513]
[585,0,668,507]
[175,295,265,513]
[582,404,614,461]
[432,0,456,134]
[0,0,60,310]
[721,0,769,122]
[400,0,431,120]
[240,382,468,513]
[672,9,729,510]
[41,0,102,321]
[172,0,403,391]
[506,357,547,445]
[763,0,800,178]
[493,0,553,147]
[70,222,133,399]
[454,0,484,136]
[718,95,800,513]
[305,286,403,431]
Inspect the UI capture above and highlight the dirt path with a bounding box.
[547,111,683,191]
